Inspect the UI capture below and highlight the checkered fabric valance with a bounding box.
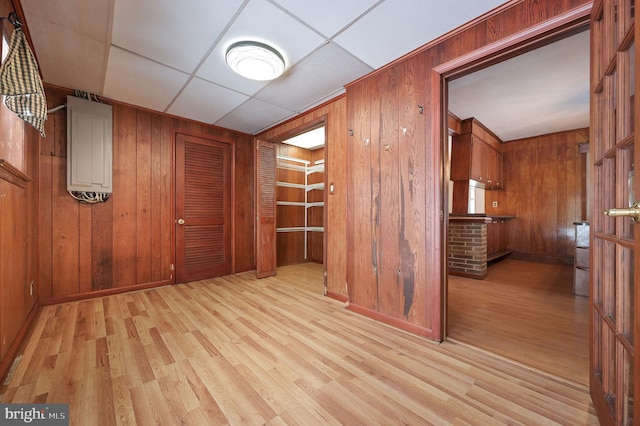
[0,28,46,137]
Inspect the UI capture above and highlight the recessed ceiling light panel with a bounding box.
[225,41,285,81]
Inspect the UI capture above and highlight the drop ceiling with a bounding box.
[448,29,591,142]
[19,0,590,138]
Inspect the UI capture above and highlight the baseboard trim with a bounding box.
[346,302,437,340]
[39,279,172,306]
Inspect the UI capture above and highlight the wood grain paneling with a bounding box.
[347,55,437,337]
[345,0,591,340]
[347,77,377,311]
[38,86,254,302]
[497,128,588,263]
[257,97,347,299]
[0,0,40,381]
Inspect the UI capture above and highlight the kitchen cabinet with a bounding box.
[450,118,503,189]
[487,218,510,261]
[488,146,502,189]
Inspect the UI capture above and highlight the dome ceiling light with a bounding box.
[225,41,285,81]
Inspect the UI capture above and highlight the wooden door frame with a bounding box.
[432,4,593,337]
[259,117,328,284]
[173,129,236,283]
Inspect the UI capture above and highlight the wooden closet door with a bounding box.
[175,133,231,283]
[256,139,276,278]
[590,1,638,424]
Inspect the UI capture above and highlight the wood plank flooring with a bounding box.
[447,258,589,386]
[1,263,598,425]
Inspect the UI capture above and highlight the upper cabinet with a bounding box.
[451,118,503,189]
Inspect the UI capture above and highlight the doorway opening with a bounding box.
[443,20,591,386]
[268,123,326,295]
[276,125,325,267]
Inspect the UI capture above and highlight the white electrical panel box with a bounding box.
[66,95,113,193]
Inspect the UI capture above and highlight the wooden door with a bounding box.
[590,1,638,424]
[175,133,231,283]
[470,136,484,183]
[255,139,276,278]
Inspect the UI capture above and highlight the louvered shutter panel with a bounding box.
[256,140,277,278]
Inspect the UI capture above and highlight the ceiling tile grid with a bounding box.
[332,0,507,69]
[103,46,190,112]
[254,42,373,112]
[215,97,297,135]
[269,0,382,38]
[111,0,245,73]
[167,77,249,125]
[16,0,589,139]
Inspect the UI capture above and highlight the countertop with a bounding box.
[449,213,515,219]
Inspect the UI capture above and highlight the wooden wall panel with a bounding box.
[0,0,40,378]
[38,86,255,301]
[399,54,429,328]
[38,156,53,300]
[347,53,436,336]
[498,128,588,263]
[348,75,377,311]
[344,0,591,339]
[112,103,138,288]
[256,97,347,299]
[51,156,80,297]
[136,110,152,285]
[91,199,113,290]
[377,65,402,318]
[233,131,255,273]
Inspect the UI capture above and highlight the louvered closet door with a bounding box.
[590,0,638,424]
[256,139,277,278]
[175,133,231,283]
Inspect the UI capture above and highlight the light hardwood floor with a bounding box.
[1,263,598,425]
[447,258,590,387]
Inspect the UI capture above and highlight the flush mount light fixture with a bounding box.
[225,41,285,81]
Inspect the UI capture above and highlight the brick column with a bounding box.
[448,217,489,279]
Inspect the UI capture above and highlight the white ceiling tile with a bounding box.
[195,52,270,97]
[111,0,244,72]
[22,0,111,43]
[270,0,380,37]
[103,47,190,112]
[448,30,590,141]
[196,0,326,92]
[256,43,372,111]
[215,98,296,135]
[167,78,249,124]
[21,14,108,95]
[22,0,588,138]
[334,0,507,69]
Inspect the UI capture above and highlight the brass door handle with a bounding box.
[604,202,640,222]
[177,218,185,225]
